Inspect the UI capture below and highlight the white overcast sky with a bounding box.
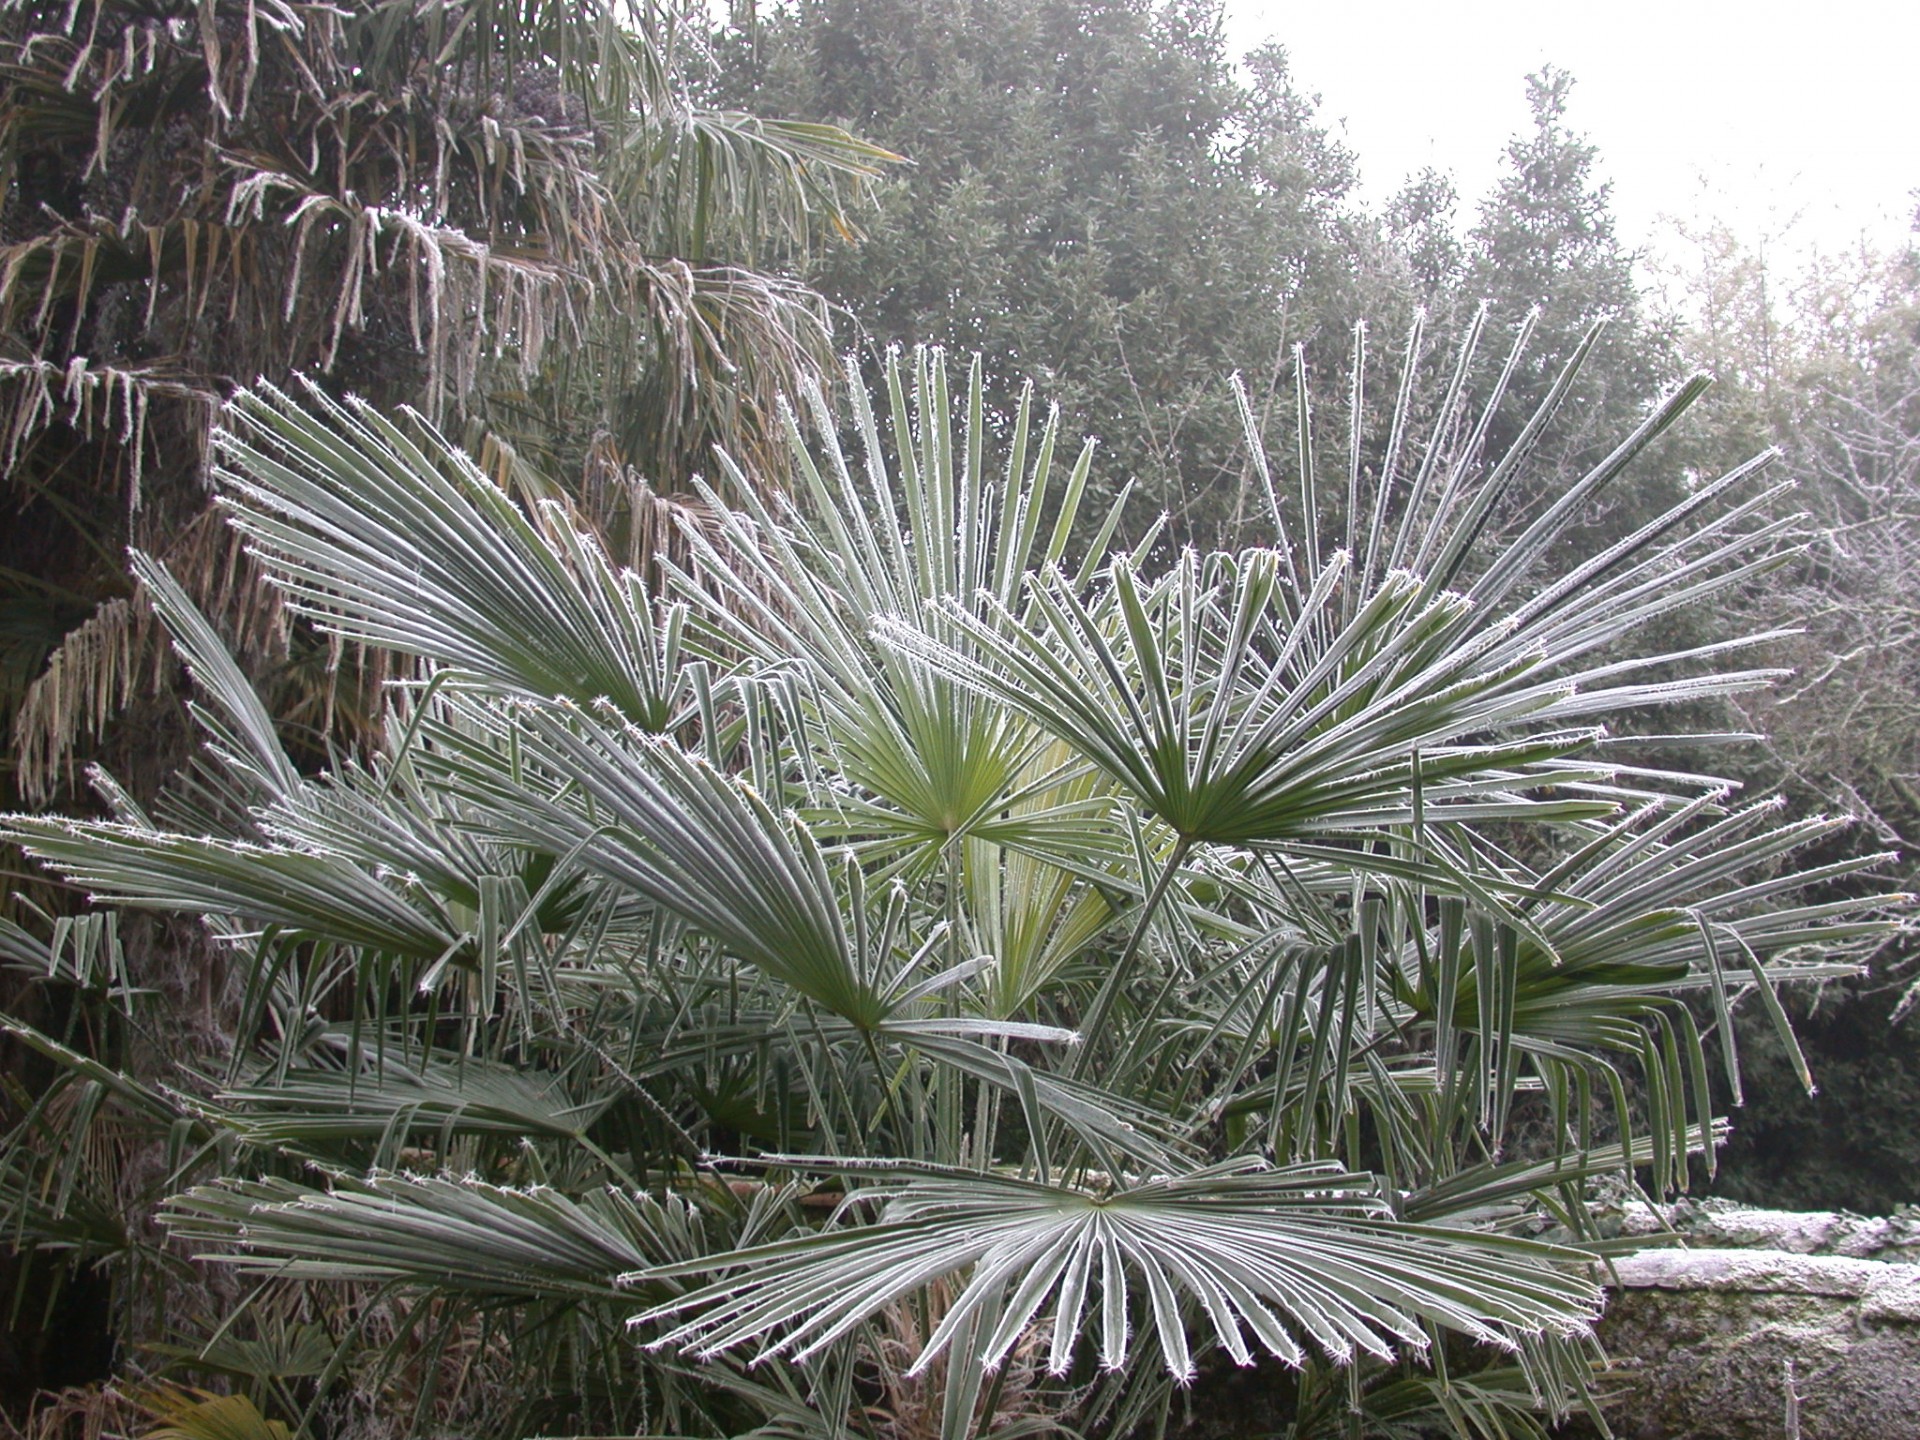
[1224,0,1919,266]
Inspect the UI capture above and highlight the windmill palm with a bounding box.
[0,0,893,1412]
[1,332,1900,1439]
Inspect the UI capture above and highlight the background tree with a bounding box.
[711,13,1701,576]
[1657,217,1920,1211]
[1450,66,1679,546]
[0,0,892,804]
[710,0,1395,549]
[1386,167,1465,306]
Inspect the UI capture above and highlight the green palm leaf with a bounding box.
[216,381,690,729]
[6,818,465,959]
[635,1160,1598,1380]
[212,1049,612,1157]
[166,1172,680,1302]
[680,349,1120,877]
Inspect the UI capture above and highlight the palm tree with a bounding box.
[0,0,894,802]
[0,0,892,1413]
[1,329,1898,1438]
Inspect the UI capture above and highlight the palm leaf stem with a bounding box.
[1067,836,1192,1084]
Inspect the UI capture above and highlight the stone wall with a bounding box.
[1577,1243,1920,1439]
[1607,1198,1920,1263]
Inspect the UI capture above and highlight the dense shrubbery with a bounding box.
[3,334,1900,1436]
[4,3,1918,1437]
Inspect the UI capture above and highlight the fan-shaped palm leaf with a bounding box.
[216,382,691,729]
[167,1172,673,1302]
[680,349,1124,878]
[635,1161,1598,1380]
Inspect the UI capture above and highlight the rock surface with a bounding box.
[1578,1246,1920,1439]
[1607,1198,1920,1262]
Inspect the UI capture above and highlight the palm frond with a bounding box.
[166,1172,672,1302]
[636,1161,1598,1381]
[216,381,690,729]
[680,349,1115,876]
[210,1049,613,1159]
[11,596,168,804]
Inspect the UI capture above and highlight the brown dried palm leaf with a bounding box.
[0,357,218,504]
[11,594,162,804]
[0,1383,147,1440]
[9,514,300,803]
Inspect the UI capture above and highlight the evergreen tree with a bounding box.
[1387,168,1466,306]
[713,0,1385,548]
[1465,66,1673,495]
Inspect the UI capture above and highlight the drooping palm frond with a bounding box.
[208,1048,615,1162]
[215,381,694,728]
[7,816,471,959]
[130,553,301,805]
[135,1386,293,1440]
[0,358,218,498]
[166,1172,672,1303]
[9,595,165,802]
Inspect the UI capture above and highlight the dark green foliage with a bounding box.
[1467,71,1667,434]
[1713,982,1920,1215]
[714,15,1682,561]
[1453,67,1679,554]
[714,0,1386,548]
